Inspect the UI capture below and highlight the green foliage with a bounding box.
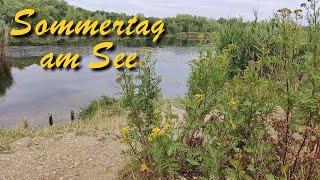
[164,14,217,34]
[178,1,320,179]
[120,1,320,179]
[0,20,10,44]
[118,49,186,178]
[0,19,10,58]
[78,96,115,120]
[217,17,280,77]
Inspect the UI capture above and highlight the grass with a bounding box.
[78,96,117,120]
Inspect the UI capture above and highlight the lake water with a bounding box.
[0,45,198,127]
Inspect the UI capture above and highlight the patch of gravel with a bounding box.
[0,133,126,180]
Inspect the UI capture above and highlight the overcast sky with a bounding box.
[66,0,305,20]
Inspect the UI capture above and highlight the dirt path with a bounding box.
[0,133,126,180]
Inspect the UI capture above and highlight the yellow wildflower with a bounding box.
[227,43,238,50]
[120,126,130,136]
[229,98,238,110]
[193,94,204,101]
[140,163,149,172]
[150,127,161,139]
[163,123,170,130]
[154,108,162,115]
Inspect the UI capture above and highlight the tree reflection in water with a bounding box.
[0,59,13,97]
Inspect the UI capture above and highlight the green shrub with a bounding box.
[118,49,187,178]
[78,96,115,120]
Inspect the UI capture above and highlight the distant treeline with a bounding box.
[0,0,222,36]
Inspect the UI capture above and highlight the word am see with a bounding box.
[10,9,166,70]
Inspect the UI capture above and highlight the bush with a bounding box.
[78,96,115,120]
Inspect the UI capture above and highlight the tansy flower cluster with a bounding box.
[154,108,162,115]
[120,126,130,143]
[149,123,170,140]
[227,43,238,50]
[193,94,204,101]
[229,98,238,110]
[140,163,149,172]
[120,126,130,135]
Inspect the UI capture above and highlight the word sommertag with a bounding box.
[10,9,166,70]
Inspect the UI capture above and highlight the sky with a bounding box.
[66,0,305,20]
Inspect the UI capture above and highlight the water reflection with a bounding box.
[114,37,203,47]
[0,46,198,127]
[0,59,13,97]
[10,57,39,70]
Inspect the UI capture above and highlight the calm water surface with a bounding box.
[0,45,198,127]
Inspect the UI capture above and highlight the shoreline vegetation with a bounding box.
[1,0,320,179]
[8,35,205,47]
[1,0,216,48]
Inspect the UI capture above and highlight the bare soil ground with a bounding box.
[0,108,129,180]
[0,132,126,180]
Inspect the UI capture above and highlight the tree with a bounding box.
[0,20,10,59]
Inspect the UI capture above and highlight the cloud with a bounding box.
[66,0,305,20]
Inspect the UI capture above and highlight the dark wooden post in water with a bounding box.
[48,113,53,126]
[71,110,75,121]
